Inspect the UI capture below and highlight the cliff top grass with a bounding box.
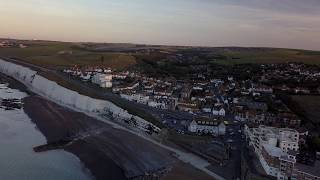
[1,40,320,70]
[0,40,136,70]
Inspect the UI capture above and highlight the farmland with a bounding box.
[1,40,320,72]
[0,40,136,70]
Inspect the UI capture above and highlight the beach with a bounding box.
[1,72,214,180]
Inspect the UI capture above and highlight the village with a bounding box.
[62,61,320,180]
[0,40,27,48]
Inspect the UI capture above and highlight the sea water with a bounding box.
[0,83,92,180]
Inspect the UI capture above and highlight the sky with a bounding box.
[0,0,319,50]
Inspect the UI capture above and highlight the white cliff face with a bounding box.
[0,59,160,133]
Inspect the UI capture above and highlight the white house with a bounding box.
[202,107,212,113]
[188,117,226,136]
[92,73,112,88]
[147,100,167,109]
[212,107,226,116]
[120,93,149,104]
[80,74,91,82]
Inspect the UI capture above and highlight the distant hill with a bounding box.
[0,39,320,70]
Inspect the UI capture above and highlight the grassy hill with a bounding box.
[207,47,320,65]
[1,40,320,71]
[0,40,136,70]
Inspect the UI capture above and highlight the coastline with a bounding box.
[0,71,175,180]
[0,64,218,180]
[22,95,215,180]
[23,95,127,180]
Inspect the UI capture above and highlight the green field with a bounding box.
[209,48,320,65]
[0,41,136,70]
[1,40,320,70]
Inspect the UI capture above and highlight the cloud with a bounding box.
[0,0,319,50]
[214,0,320,15]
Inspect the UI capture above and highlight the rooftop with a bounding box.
[194,117,225,126]
[263,144,285,158]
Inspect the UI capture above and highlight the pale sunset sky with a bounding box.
[0,0,319,50]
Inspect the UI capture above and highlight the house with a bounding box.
[92,73,112,88]
[180,86,192,99]
[112,82,139,92]
[19,44,27,48]
[212,107,226,116]
[176,102,198,112]
[147,100,167,109]
[188,117,226,136]
[202,106,212,113]
[294,87,310,94]
[239,101,268,112]
[80,73,91,82]
[120,93,149,104]
[253,85,273,94]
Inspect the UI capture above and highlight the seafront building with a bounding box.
[188,117,226,136]
[245,125,320,180]
[92,73,113,88]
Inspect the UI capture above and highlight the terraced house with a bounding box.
[188,117,226,136]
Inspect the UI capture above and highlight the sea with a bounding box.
[0,82,92,180]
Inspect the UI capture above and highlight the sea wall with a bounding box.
[0,59,160,132]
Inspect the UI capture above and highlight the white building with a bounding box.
[244,125,300,179]
[92,73,112,88]
[80,74,91,81]
[279,129,299,153]
[112,82,139,92]
[120,93,149,104]
[188,117,226,136]
[212,108,226,116]
[202,107,212,113]
[147,100,167,109]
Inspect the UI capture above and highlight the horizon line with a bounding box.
[1,37,319,52]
